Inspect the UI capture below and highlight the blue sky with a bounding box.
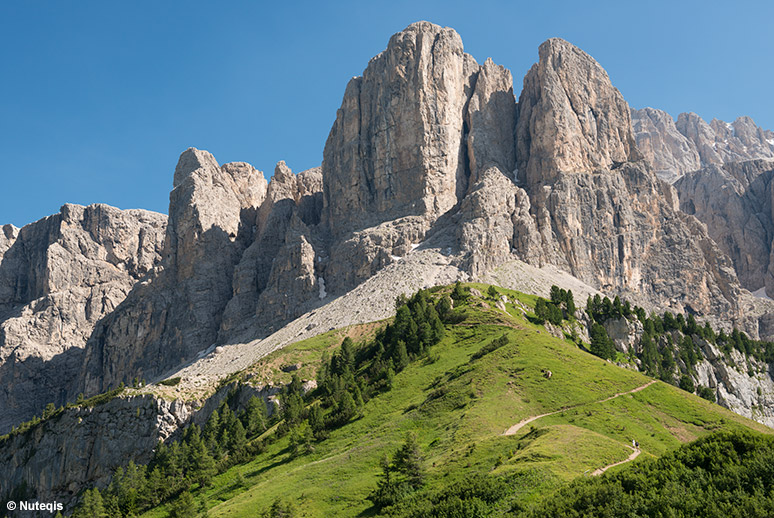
[1,0,771,226]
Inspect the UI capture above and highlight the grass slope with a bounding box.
[139,284,771,517]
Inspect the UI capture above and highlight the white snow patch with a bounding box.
[318,276,327,299]
[390,255,403,262]
[767,138,774,147]
[410,243,420,251]
[753,287,772,301]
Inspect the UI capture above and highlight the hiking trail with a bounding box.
[502,380,657,436]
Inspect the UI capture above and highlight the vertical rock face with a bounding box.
[322,21,477,233]
[631,107,701,183]
[81,149,267,395]
[464,58,517,183]
[514,38,740,318]
[675,159,774,293]
[220,162,325,337]
[0,204,167,432]
[516,38,640,186]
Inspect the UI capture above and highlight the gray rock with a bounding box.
[631,107,701,183]
[0,204,166,432]
[675,159,774,294]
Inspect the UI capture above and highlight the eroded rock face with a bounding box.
[0,383,278,509]
[677,113,774,167]
[0,204,166,433]
[322,21,477,234]
[675,159,774,293]
[81,149,267,396]
[516,38,640,187]
[631,107,701,183]
[514,37,741,319]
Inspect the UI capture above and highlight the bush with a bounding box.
[159,377,182,387]
[698,386,716,402]
[679,375,695,393]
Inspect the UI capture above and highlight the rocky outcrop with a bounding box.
[0,382,279,510]
[514,37,741,320]
[0,204,166,433]
[631,107,701,183]
[220,163,325,338]
[516,38,641,186]
[677,113,774,167]
[631,108,774,183]
[675,159,774,294]
[322,21,476,234]
[80,149,268,396]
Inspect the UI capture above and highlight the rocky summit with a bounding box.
[2,24,774,504]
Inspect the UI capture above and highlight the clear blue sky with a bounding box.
[2,0,771,227]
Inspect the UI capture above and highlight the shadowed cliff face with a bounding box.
[675,159,774,295]
[0,204,167,433]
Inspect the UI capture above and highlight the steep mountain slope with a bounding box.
[513,39,741,321]
[675,159,774,297]
[118,286,768,517]
[0,204,166,432]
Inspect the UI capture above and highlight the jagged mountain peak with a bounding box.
[172,147,220,188]
[516,35,641,186]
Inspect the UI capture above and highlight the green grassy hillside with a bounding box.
[129,284,771,518]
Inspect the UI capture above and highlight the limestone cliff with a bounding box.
[80,149,268,396]
[0,204,166,433]
[631,107,701,183]
[514,38,741,319]
[675,159,774,294]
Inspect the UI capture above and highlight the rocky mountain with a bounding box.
[631,107,774,183]
[512,39,741,321]
[0,204,166,432]
[1,21,773,460]
[675,159,774,295]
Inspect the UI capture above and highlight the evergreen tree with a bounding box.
[589,323,615,360]
[640,333,659,375]
[566,290,576,316]
[264,497,296,518]
[168,491,197,518]
[242,396,268,437]
[73,488,107,518]
[679,375,696,393]
[451,281,468,301]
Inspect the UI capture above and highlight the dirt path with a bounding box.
[502,380,657,436]
[591,446,640,475]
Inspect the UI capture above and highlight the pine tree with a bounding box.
[73,488,106,518]
[168,491,197,518]
[242,396,268,437]
[590,323,615,360]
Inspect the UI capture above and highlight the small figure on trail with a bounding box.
[632,439,636,448]
[635,441,639,449]
[542,369,552,379]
